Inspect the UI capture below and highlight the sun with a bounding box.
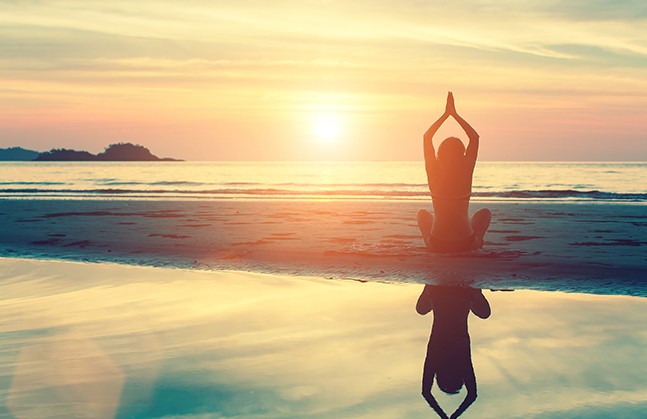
[312,113,341,142]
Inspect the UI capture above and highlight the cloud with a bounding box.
[541,0,647,20]
[1,0,646,158]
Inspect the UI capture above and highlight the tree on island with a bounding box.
[35,148,97,161]
[32,143,181,161]
[97,143,160,161]
[0,147,40,161]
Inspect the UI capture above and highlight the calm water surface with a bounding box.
[1,161,646,201]
[1,259,646,418]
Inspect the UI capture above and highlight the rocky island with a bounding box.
[0,147,40,161]
[0,143,182,161]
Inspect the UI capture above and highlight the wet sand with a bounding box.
[1,199,646,295]
[1,258,646,418]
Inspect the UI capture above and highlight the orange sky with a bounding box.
[1,1,646,160]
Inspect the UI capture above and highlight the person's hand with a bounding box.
[445,91,456,116]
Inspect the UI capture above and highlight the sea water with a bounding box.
[1,161,646,201]
[2,165,647,417]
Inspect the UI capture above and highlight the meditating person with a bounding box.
[417,285,491,419]
[418,92,491,252]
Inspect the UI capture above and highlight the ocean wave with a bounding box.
[0,181,67,185]
[473,190,647,200]
[98,180,426,188]
[102,181,208,186]
[1,187,646,201]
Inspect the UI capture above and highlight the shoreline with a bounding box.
[3,254,647,300]
[3,196,647,203]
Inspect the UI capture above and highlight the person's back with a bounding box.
[423,286,472,339]
[418,92,491,253]
[429,159,474,240]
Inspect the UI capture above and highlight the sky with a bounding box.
[1,0,646,161]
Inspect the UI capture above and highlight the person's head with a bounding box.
[433,341,471,395]
[437,137,465,163]
[436,365,464,395]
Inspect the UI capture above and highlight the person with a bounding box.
[418,92,491,252]
[416,285,491,419]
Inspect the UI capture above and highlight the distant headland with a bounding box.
[0,143,182,161]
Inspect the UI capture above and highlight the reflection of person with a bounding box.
[418,92,491,253]
[417,285,491,419]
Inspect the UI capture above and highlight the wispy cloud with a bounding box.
[1,0,646,159]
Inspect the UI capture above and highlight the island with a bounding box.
[0,143,182,161]
[0,147,40,161]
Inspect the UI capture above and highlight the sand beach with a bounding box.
[1,198,646,296]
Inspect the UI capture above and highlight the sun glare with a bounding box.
[312,114,341,142]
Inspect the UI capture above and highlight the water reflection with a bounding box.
[3,259,647,417]
[416,285,491,419]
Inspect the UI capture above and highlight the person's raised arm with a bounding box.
[424,390,449,419]
[449,94,479,165]
[449,364,477,419]
[423,92,453,173]
[422,359,449,419]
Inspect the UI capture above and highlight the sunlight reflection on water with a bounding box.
[1,258,646,418]
[1,161,646,201]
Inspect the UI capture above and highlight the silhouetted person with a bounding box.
[418,92,491,252]
[417,285,491,418]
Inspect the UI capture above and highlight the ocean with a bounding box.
[2,163,647,418]
[1,161,646,202]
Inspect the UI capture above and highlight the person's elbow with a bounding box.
[466,390,478,403]
[421,387,433,402]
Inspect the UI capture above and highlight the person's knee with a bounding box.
[418,209,434,224]
[473,208,492,227]
[472,208,491,241]
[477,208,491,219]
[416,302,432,315]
